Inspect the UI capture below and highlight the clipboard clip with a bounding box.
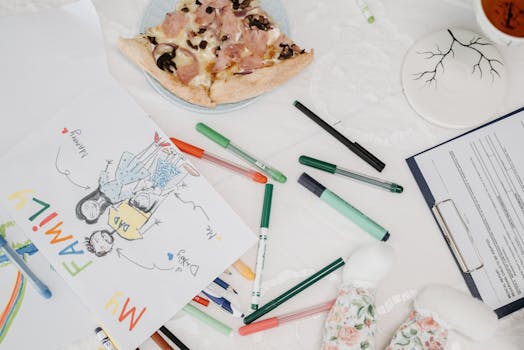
[432,199,484,274]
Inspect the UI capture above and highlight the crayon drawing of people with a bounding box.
[82,136,205,259]
[76,132,170,224]
[84,229,115,257]
[106,150,187,241]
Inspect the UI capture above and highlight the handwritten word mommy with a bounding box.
[69,129,88,159]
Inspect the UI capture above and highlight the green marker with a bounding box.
[299,155,403,193]
[251,184,273,310]
[354,0,375,23]
[196,123,287,183]
[298,173,390,241]
[244,257,345,324]
[182,304,233,336]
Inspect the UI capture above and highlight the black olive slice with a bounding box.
[147,36,158,45]
[278,44,293,60]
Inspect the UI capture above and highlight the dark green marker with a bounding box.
[299,155,403,193]
[244,257,345,324]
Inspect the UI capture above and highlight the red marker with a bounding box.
[192,295,210,307]
[238,299,335,336]
[170,138,267,184]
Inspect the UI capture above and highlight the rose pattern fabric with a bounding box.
[322,288,450,350]
[385,311,448,350]
[322,285,376,350]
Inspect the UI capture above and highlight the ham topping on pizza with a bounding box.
[175,48,200,84]
[195,0,230,26]
[220,6,241,39]
[238,54,263,71]
[242,25,267,57]
[161,12,188,38]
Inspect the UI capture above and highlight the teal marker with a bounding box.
[298,173,390,241]
[196,123,287,183]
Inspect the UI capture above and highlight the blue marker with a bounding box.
[213,277,238,295]
[0,242,38,264]
[0,235,52,299]
[202,285,244,318]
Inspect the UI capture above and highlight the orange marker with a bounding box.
[192,295,210,307]
[151,332,173,350]
[232,259,255,281]
[170,137,267,184]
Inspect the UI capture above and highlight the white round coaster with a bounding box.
[402,28,507,129]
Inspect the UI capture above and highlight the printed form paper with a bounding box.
[413,111,524,312]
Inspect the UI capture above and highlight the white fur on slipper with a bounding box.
[415,284,498,341]
[343,243,395,287]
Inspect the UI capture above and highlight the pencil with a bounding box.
[159,326,190,350]
[293,100,385,172]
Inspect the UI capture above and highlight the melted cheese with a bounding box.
[266,27,281,46]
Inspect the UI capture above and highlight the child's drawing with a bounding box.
[75,132,170,224]
[77,132,207,260]
[0,221,29,343]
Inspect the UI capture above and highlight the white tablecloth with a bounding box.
[3,0,524,349]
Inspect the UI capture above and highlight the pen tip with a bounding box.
[275,173,287,183]
[391,184,404,193]
[253,172,268,183]
[41,287,52,299]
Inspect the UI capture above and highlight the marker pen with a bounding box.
[298,173,390,241]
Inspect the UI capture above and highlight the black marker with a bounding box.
[293,100,385,172]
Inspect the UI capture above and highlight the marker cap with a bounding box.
[298,173,326,198]
[261,184,273,228]
[238,317,279,336]
[196,123,230,148]
[299,155,337,174]
[170,138,204,158]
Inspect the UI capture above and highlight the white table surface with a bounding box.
[3,0,524,349]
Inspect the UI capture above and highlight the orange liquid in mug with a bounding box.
[482,0,524,37]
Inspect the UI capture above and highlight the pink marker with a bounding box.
[238,299,335,336]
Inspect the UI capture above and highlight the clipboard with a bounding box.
[406,106,524,318]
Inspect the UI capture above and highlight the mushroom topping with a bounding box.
[152,43,178,72]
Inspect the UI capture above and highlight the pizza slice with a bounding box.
[118,0,313,107]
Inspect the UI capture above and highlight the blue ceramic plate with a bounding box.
[139,0,289,114]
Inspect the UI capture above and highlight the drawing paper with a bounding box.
[0,1,256,349]
[0,211,94,350]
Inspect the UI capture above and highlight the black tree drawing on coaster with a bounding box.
[413,29,503,87]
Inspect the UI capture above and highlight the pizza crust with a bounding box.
[210,50,314,104]
[117,36,216,107]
